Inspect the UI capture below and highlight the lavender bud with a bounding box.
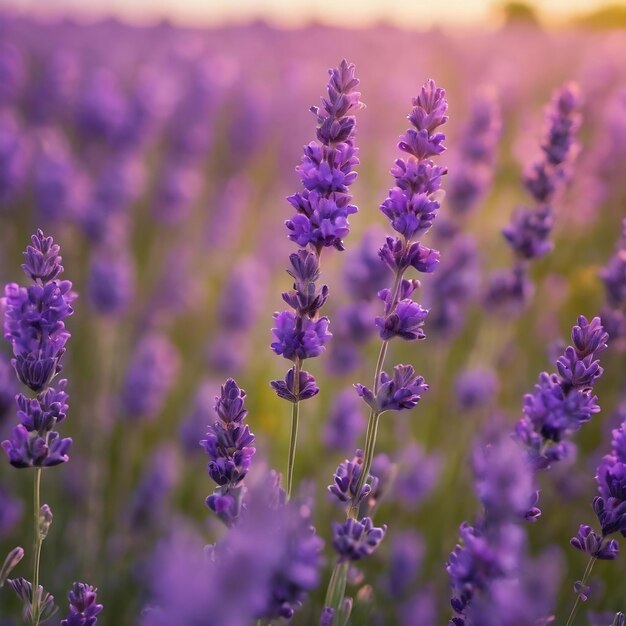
[570,525,619,560]
[38,504,53,540]
[60,582,103,626]
[0,546,24,587]
[332,517,387,562]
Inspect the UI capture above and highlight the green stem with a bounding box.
[322,268,404,621]
[324,560,349,614]
[286,359,302,500]
[31,468,42,626]
[565,556,597,626]
[348,409,381,519]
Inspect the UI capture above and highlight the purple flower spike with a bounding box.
[328,450,377,506]
[2,231,75,468]
[201,378,255,526]
[502,205,554,260]
[2,424,72,468]
[270,367,319,403]
[570,525,619,560]
[286,60,363,251]
[332,516,387,562]
[60,582,103,626]
[356,364,428,414]
[375,299,428,341]
[4,255,75,392]
[21,229,64,284]
[514,316,607,469]
[120,334,180,420]
[398,79,448,159]
[271,311,331,361]
[379,237,440,274]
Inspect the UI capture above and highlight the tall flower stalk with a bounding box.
[270,60,364,498]
[1,230,75,625]
[324,79,448,622]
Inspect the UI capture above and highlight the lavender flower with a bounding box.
[328,450,376,506]
[2,231,74,468]
[201,379,255,526]
[487,83,581,311]
[60,582,103,626]
[332,517,387,562]
[3,230,75,392]
[446,89,501,220]
[87,251,134,317]
[285,60,363,251]
[120,334,180,420]
[455,367,499,411]
[356,364,428,414]
[323,388,366,452]
[570,525,619,560]
[514,316,607,469]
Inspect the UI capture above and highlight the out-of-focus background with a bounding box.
[0,1,626,624]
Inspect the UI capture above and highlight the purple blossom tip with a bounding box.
[270,367,319,403]
[332,516,387,562]
[270,310,332,361]
[356,364,428,413]
[328,450,377,506]
[570,524,619,560]
[61,582,103,626]
[375,298,428,341]
[21,229,64,284]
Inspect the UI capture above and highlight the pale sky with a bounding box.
[0,0,618,27]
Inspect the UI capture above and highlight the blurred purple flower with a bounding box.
[120,334,180,420]
[60,582,103,626]
[454,367,499,411]
[323,388,366,452]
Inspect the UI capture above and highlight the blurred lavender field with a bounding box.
[1,9,626,626]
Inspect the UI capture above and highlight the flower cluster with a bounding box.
[200,378,256,526]
[2,230,75,468]
[60,582,103,626]
[488,84,581,311]
[571,416,626,562]
[141,472,323,625]
[328,450,377,506]
[271,249,331,401]
[120,333,180,420]
[446,89,501,223]
[368,79,446,354]
[272,60,363,409]
[514,315,607,470]
[285,59,363,251]
[447,435,542,625]
[332,516,387,563]
[600,219,626,340]
[356,364,428,414]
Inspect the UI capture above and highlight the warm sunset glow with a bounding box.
[3,0,619,27]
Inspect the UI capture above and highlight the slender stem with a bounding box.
[286,358,302,499]
[565,556,596,626]
[348,409,381,519]
[31,467,43,626]
[322,267,405,622]
[324,560,349,612]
